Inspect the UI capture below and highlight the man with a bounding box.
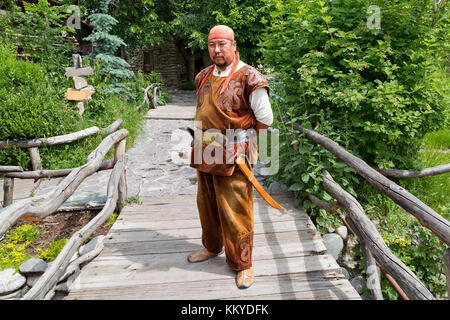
[188,25,273,289]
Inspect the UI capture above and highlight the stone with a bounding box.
[350,275,366,295]
[341,267,350,279]
[323,233,344,260]
[336,225,348,240]
[26,275,41,287]
[0,285,29,300]
[63,191,107,207]
[79,235,105,256]
[0,268,26,295]
[18,258,48,275]
[268,181,288,193]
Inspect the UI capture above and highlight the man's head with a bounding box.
[208,25,237,68]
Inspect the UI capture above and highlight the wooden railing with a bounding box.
[0,122,128,299]
[138,83,162,110]
[277,116,450,300]
[0,119,123,208]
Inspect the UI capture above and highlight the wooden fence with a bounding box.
[0,120,128,299]
[277,116,450,300]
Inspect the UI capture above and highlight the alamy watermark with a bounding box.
[170,121,280,176]
[367,5,381,30]
[66,5,81,30]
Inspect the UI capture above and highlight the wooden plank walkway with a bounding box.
[145,105,195,120]
[66,192,361,300]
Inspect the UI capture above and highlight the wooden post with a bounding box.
[27,147,42,171]
[3,177,14,207]
[73,54,82,68]
[383,271,409,300]
[345,216,383,300]
[444,248,450,300]
[114,139,127,212]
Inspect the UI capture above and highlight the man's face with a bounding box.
[208,39,236,67]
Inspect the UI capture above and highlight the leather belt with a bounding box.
[195,129,249,147]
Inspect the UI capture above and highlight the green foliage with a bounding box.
[0,224,41,270]
[0,44,80,168]
[0,0,75,71]
[423,129,450,150]
[104,213,119,226]
[37,238,68,262]
[4,224,42,245]
[83,1,134,94]
[261,0,448,229]
[359,145,449,298]
[122,194,142,206]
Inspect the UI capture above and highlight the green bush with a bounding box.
[0,44,81,168]
[0,224,41,270]
[37,238,68,262]
[261,0,447,222]
[261,0,448,298]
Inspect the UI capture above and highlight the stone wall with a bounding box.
[130,39,187,88]
[130,38,211,88]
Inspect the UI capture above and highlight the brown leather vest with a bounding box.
[190,63,269,176]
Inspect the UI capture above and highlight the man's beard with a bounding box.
[215,61,227,67]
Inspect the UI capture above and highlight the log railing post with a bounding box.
[345,216,383,300]
[114,138,127,212]
[3,177,14,207]
[444,248,450,300]
[27,147,42,171]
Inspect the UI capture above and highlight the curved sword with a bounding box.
[236,154,285,210]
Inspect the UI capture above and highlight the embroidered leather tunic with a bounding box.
[190,64,269,176]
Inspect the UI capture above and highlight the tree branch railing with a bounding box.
[138,83,162,110]
[0,119,123,209]
[373,163,450,179]
[277,116,450,300]
[0,129,128,299]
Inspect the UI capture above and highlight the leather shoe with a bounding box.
[187,248,221,263]
[236,267,254,289]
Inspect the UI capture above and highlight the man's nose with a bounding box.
[214,45,221,53]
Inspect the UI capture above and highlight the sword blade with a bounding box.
[236,160,285,210]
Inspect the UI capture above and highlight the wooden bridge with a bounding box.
[65,193,360,300]
[2,89,448,300]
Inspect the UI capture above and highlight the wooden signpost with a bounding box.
[64,54,94,115]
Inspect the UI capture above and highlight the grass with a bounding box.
[423,129,450,150]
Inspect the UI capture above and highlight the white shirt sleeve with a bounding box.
[249,87,273,126]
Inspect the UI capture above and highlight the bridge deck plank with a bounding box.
[65,194,361,300]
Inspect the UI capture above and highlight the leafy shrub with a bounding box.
[4,224,42,244]
[261,0,447,224]
[0,44,81,167]
[37,238,68,262]
[261,0,448,298]
[127,70,171,106]
[0,0,76,72]
[0,224,41,270]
